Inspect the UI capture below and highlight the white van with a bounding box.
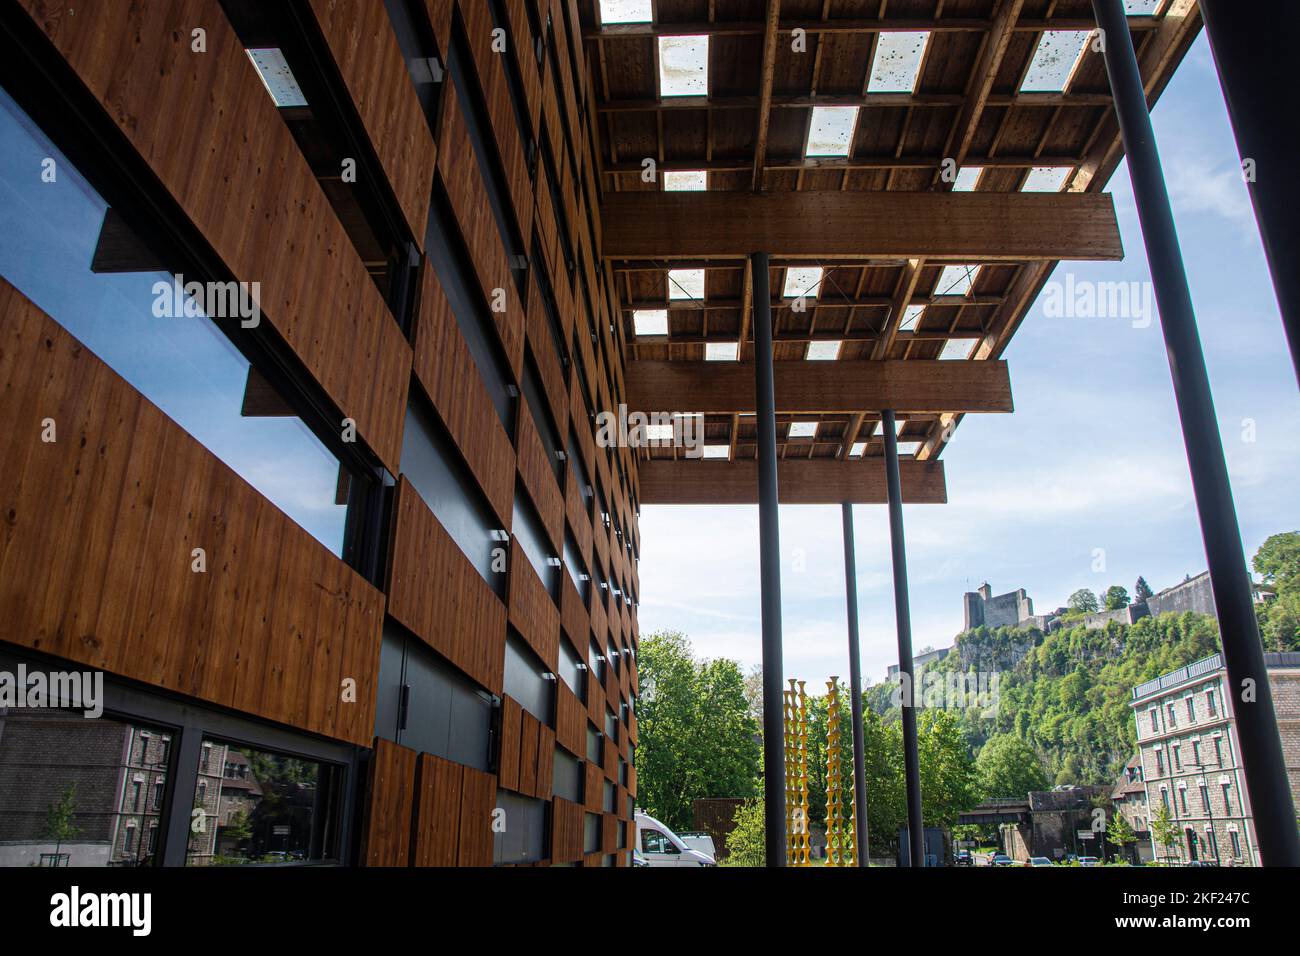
[634,811,716,867]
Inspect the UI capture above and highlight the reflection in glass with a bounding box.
[0,87,350,555]
[0,710,170,867]
[186,739,341,866]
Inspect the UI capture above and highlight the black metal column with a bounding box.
[752,251,786,867]
[1200,0,1300,388]
[841,503,870,867]
[1093,0,1300,866]
[882,409,924,867]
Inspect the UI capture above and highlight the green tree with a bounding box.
[917,709,981,828]
[976,733,1049,798]
[1104,585,1130,611]
[42,783,81,864]
[721,798,765,867]
[1150,803,1178,863]
[635,631,761,832]
[1068,589,1099,613]
[1107,811,1137,861]
[1252,531,1300,589]
[1254,532,1300,651]
[1134,576,1154,602]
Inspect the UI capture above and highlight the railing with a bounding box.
[1132,653,1223,701]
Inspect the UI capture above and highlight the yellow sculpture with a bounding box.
[824,679,857,866]
[782,679,811,865]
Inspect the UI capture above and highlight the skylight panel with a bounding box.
[659,35,709,97]
[873,419,905,438]
[668,268,705,300]
[246,49,308,107]
[706,342,738,361]
[805,340,841,361]
[599,0,652,24]
[867,31,930,93]
[1021,166,1071,192]
[952,166,983,191]
[783,267,823,299]
[934,265,980,297]
[897,441,923,456]
[644,422,673,441]
[939,338,977,361]
[633,309,668,336]
[789,422,818,439]
[1020,31,1090,93]
[702,445,729,460]
[805,107,858,157]
[849,442,866,458]
[900,304,925,331]
[1124,0,1164,14]
[664,170,707,191]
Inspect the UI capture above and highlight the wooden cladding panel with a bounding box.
[640,459,949,506]
[458,0,535,245]
[387,477,507,692]
[413,752,462,866]
[422,0,454,53]
[410,752,496,866]
[559,571,590,659]
[438,78,525,378]
[519,708,540,796]
[362,738,418,866]
[308,0,435,244]
[567,373,596,480]
[16,0,410,471]
[0,282,382,744]
[555,681,586,757]
[537,725,556,797]
[564,470,594,573]
[504,0,543,132]
[525,278,569,433]
[507,540,560,670]
[412,262,515,527]
[551,797,584,863]
[456,762,497,866]
[586,670,603,724]
[516,407,564,552]
[585,760,604,812]
[602,813,618,853]
[498,696,523,793]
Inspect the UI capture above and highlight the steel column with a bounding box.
[1093,0,1300,866]
[882,409,924,867]
[1200,0,1300,388]
[752,251,787,867]
[841,503,870,867]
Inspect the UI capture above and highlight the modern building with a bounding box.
[7,0,1292,870]
[1130,652,1300,865]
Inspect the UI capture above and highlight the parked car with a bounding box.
[990,854,1014,867]
[1028,856,1054,867]
[955,850,973,866]
[1077,856,1101,867]
[634,811,716,867]
[676,830,718,859]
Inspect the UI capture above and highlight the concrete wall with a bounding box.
[1147,572,1217,619]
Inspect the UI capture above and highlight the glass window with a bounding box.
[0,88,355,556]
[1230,830,1241,857]
[640,828,676,854]
[1206,689,1218,716]
[0,712,172,867]
[186,739,344,866]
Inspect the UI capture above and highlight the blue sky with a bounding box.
[637,35,1300,689]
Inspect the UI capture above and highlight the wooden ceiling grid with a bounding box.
[580,0,1201,470]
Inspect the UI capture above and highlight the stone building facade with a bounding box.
[1130,652,1300,865]
[963,583,1038,631]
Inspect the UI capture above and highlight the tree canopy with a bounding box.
[1068,589,1099,613]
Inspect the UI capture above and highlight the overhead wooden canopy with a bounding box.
[602,191,1122,261]
[583,0,1202,474]
[626,359,1013,414]
[639,459,948,505]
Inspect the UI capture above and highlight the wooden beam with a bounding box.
[625,359,1013,414]
[597,92,1111,112]
[584,16,1159,39]
[639,459,948,505]
[871,258,926,361]
[943,0,1026,174]
[602,154,1084,175]
[752,0,782,192]
[602,191,1124,261]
